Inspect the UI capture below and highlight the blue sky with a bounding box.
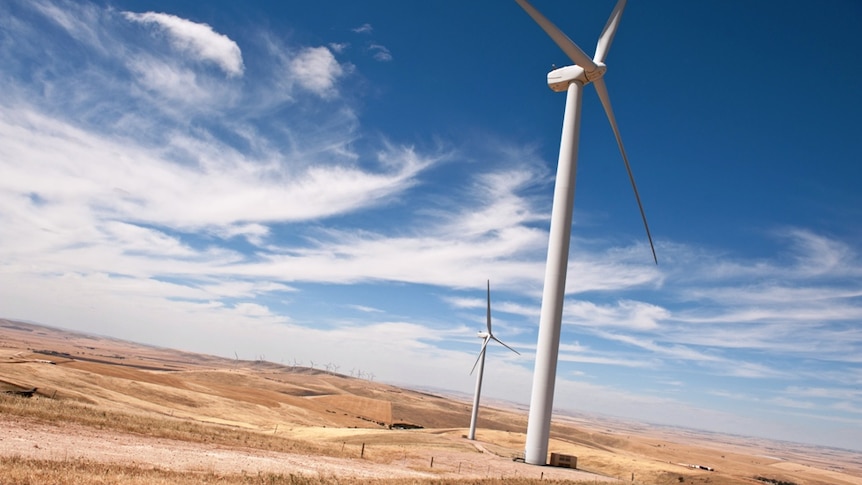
[1,0,861,451]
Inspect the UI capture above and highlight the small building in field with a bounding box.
[549,452,577,469]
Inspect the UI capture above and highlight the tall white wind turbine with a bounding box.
[514,0,657,465]
[468,281,519,441]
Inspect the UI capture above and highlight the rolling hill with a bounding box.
[1,318,860,485]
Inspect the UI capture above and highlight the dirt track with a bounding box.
[0,416,619,482]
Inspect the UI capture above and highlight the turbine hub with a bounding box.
[546,62,607,92]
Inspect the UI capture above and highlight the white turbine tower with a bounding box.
[468,281,519,441]
[514,0,657,465]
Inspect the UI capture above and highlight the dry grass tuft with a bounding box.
[0,455,601,485]
[0,394,332,456]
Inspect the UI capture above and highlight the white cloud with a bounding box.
[31,0,106,53]
[200,281,295,299]
[213,223,271,246]
[347,304,384,313]
[447,168,546,239]
[126,55,209,101]
[101,221,196,257]
[123,11,244,77]
[369,43,392,62]
[0,108,431,232]
[557,352,652,368]
[784,386,862,400]
[832,401,862,415]
[783,228,858,277]
[566,299,669,330]
[233,302,277,318]
[351,23,373,34]
[329,42,348,53]
[289,46,345,98]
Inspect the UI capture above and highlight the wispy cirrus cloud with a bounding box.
[566,299,669,330]
[29,0,106,52]
[125,55,214,101]
[369,43,393,62]
[351,23,373,34]
[0,108,429,232]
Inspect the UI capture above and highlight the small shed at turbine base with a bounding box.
[549,452,577,469]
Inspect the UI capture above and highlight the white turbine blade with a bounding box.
[490,335,521,355]
[592,78,658,264]
[514,0,597,72]
[594,0,627,64]
[470,338,490,375]
[485,280,520,356]
[486,280,492,334]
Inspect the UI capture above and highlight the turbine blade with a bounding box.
[593,0,627,64]
[486,280,492,334]
[470,338,490,375]
[592,78,658,264]
[490,335,521,355]
[514,0,597,72]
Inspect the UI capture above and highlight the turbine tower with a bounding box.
[514,0,657,465]
[468,281,519,441]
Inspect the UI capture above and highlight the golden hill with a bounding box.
[1,318,860,485]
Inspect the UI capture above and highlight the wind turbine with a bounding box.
[514,0,657,465]
[468,281,519,441]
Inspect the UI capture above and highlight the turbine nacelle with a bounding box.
[547,62,607,92]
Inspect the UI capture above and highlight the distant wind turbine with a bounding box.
[468,281,519,441]
[514,0,657,465]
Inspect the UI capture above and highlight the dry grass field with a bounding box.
[1,318,860,485]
